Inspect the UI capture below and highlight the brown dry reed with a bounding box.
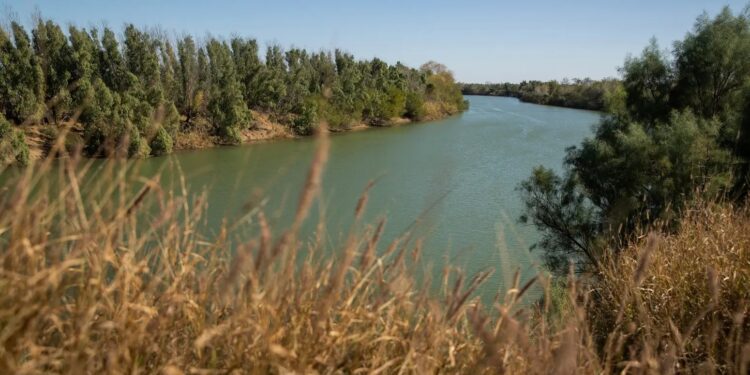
[0,130,749,374]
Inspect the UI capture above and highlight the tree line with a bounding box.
[0,18,467,165]
[518,6,750,275]
[461,79,622,111]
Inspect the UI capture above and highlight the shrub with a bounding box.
[292,101,318,135]
[404,91,425,120]
[0,114,30,165]
[150,126,174,156]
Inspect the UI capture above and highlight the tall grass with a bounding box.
[0,131,749,374]
[592,202,750,374]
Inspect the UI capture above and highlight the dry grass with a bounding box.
[592,202,750,374]
[0,132,749,374]
[421,101,462,121]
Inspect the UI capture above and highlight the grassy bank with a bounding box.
[1,133,748,373]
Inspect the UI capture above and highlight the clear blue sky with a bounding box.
[2,0,748,83]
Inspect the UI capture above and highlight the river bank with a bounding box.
[461,93,603,111]
[460,79,621,112]
[21,104,464,161]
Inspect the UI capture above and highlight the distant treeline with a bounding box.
[461,79,622,111]
[0,18,467,164]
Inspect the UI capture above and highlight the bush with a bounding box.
[362,87,406,126]
[149,126,174,156]
[0,115,30,165]
[292,101,318,135]
[223,125,243,145]
[404,91,425,120]
[127,126,151,157]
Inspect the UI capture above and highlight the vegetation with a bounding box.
[461,78,623,111]
[0,18,467,163]
[518,6,750,275]
[1,131,748,373]
[2,5,750,375]
[591,202,750,373]
[0,112,29,165]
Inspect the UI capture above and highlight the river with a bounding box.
[12,95,602,300]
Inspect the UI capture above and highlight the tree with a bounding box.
[0,23,43,123]
[206,39,250,143]
[284,48,313,115]
[519,7,748,275]
[258,45,287,112]
[194,47,210,119]
[520,112,732,274]
[33,19,73,123]
[620,39,673,123]
[673,7,750,119]
[159,40,179,105]
[518,167,600,274]
[68,26,97,114]
[124,24,162,105]
[230,37,262,110]
[98,28,126,92]
[176,36,198,124]
[0,18,467,162]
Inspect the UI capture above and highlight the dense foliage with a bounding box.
[518,6,750,275]
[0,112,29,165]
[0,18,467,161]
[461,79,622,111]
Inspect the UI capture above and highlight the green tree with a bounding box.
[206,39,250,143]
[67,26,97,114]
[149,125,173,155]
[621,40,674,123]
[258,45,288,112]
[520,112,732,274]
[98,28,126,92]
[519,7,750,275]
[518,167,600,274]
[230,37,262,110]
[33,19,72,123]
[124,24,162,105]
[0,23,43,123]
[673,7,750,119]
[176,36,199,124]
[284,48,313,115]
[160,40,180,105]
